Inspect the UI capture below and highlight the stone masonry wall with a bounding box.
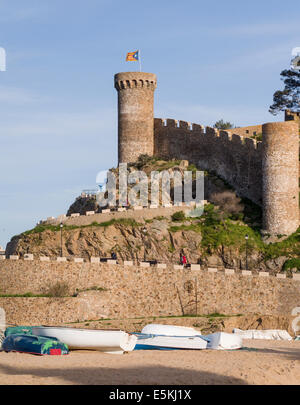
[230,125,262,137]
[262,121,299,235]
[154,119,263,205]
[1,261,300,325]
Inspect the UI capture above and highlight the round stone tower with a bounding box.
[114,72,157,163]
[262,121,299,236]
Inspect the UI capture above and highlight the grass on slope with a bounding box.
[16,218,142,238]
[169,204,300,261]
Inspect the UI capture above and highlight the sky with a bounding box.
[0,0,300,248]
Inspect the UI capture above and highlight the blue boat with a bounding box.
[2,334,69,356]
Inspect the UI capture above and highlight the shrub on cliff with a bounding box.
[135,154,153,169]
[283,258,300,272]
[46,282,70,297]
[210,191,244,220]
[171,211,186,222]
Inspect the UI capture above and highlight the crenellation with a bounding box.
[179,120,189,129]
[191,123,204,132]
[166,118,177,128]
[231,133,244,145]
[115,77,157,91]
[245,137,256,148]
[205,126,218,136]
[154,118,164,128]
[256,141,263,151]
[219,130,232,141]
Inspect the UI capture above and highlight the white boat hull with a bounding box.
[141,324,201,336]
[205,332,242,350]
[134,333,208,350]
[32,327,137,354]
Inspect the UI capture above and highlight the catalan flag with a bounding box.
[126,50,139,62]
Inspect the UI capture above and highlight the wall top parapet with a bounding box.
[114,72,157,90]
[154,118,262,149]
[1,256,299,282]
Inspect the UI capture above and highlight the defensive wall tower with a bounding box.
[114,72,157,163]
[262,121,299,236]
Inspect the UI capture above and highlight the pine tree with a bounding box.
[269,69,300,115]
[213,119,234,130]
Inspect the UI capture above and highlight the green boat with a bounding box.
[4,326,36,337]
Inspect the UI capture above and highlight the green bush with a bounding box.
[283,258,300,272]
[171,211,186,222]
[136,154,153,169]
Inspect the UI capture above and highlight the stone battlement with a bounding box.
[154,118,264,205]
[114,72,157,91]
[154,118,262,149]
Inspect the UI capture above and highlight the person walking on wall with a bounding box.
[180,252,187,267]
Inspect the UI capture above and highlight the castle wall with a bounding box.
[154,119,263,205]
[1,261,300,325]
[285,109,300,124]
[230,125,262,137]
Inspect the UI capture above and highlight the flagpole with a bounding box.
[138,49,142,72]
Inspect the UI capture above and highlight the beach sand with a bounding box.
[0,339,299,385]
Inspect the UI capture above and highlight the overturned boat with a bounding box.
[31,326,137,354]
[205,332,243,350]
[2,334,69,356]
[133,323,208,350]
[134,333,208,350]
[141,324,202,336]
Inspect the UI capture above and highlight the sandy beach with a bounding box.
[0,339,299,385]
